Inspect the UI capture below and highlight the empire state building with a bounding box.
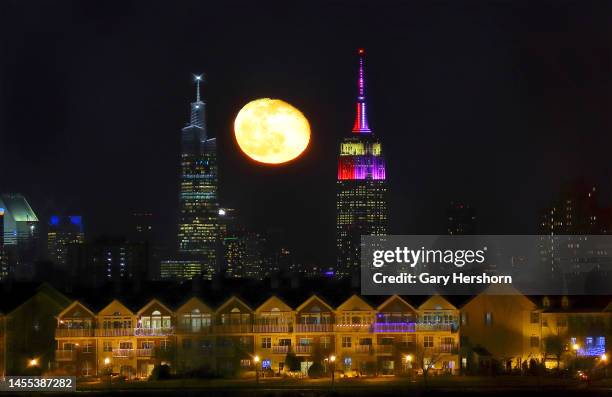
[336,49,388,277]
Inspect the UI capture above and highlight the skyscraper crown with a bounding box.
[352,48,371,134]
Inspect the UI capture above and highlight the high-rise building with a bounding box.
[47,215,85,267]
[177,75,219,277]
[0,194,40,280]
[0,207,6,279]
[446,202,477,235]
[66,237,148,288]
[336,49,388,277]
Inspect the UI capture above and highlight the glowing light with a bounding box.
[234,98,310,164]
[405,354,413,362]
[104,357,111,365]
[218,209,226,216]
[330,355,336,362]
[573,343,580,351]
[254,355,260,363]
[28,359,38,367]
[601,353,608,362]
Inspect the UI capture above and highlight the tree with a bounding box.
[415,344,443,388]
[544,335,564,370]
[285,350,301,372]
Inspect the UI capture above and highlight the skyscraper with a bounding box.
[336,49,388,277]
[177,75,219,276]
[0,194,40,280]
[47,215,85,267]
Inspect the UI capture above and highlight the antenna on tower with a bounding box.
[194,74,204,102]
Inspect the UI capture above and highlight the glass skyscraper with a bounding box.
[177,76,219,275]
[336,49,388,277]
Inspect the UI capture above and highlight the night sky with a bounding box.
[3,0,612,264]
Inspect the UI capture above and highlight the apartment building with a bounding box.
[54,293,460,378]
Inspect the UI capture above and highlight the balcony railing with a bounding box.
[271,345,289,354]
[214,324,253,334]
[96,328,133,337]
[112,348,134,358]
[437,344,456,354]
[355,345,372,354]
[372,322,416,333]
[295,345,312,354]
[176,325,213,334]
[416,323,453,332]
[136,348,155,357]
[377,345,395,354]
[253,324,292,333]
[334,324,372,332]
[134,327,174,336]
[295,324,333,333]
[55,350,76,361]
[55,328,95,338]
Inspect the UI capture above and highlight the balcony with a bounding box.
[377,345,395,354]
[295,345,312,354]
[416,323,454,332]
[96,328,133,337]
[214,324,252,334]
[176,325,213,335]
[334,324,372,332]
[437,344,456,354]
[295,324,333,333]
[355,345,372,354]
[134,327,174,336]
[55,328,95,338]
[136,348,155,357]
[373,322,415,333]
[55,350,76,361]
[272,345,289,354]
[112,348,134,358]
[253,324,292,333]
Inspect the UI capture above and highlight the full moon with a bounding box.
[234,98,310,164]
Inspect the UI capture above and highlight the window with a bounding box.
[342,336,352,348]
[160,340,171,350]
[424,336,434,348]
[103,341,112,352]
[119,341,132,349]
[141,341,154,349]
[530,336,539,348]
[484,312,493,326]
[558,317,567,327]
[530,312,540,324]
[320,336,331,349]
[261,337,271,349]
[240,359,251,368]
[344,357,352,370]
[262,359,271,369]
[182,339,192,349]
[82,342,93,353]
[279,339,291,346]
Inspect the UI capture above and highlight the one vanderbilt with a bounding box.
[372,247,486,268]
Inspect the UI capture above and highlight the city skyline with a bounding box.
[5,1,612,266]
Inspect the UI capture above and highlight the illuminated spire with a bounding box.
[194,74,203,102]
[189,74,205,128]
[352,48,371,134]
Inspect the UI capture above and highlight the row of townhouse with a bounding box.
[54,294,460,378]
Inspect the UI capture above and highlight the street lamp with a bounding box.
[103,357,111,389]
[601,353,608,362]
[27,358,38,368]
[329,355,336,387]
[254,355,260,384]
[572,343,580,373]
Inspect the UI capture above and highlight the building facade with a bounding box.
[53,293,460,379]
[47,216,85,267]
[336,49,388,278]
[0,194,40,280]
[177,75,219,277]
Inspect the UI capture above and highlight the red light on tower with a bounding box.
[358,48,365,55]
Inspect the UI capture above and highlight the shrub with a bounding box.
[149,364,172,380]
[308,362,325,378]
